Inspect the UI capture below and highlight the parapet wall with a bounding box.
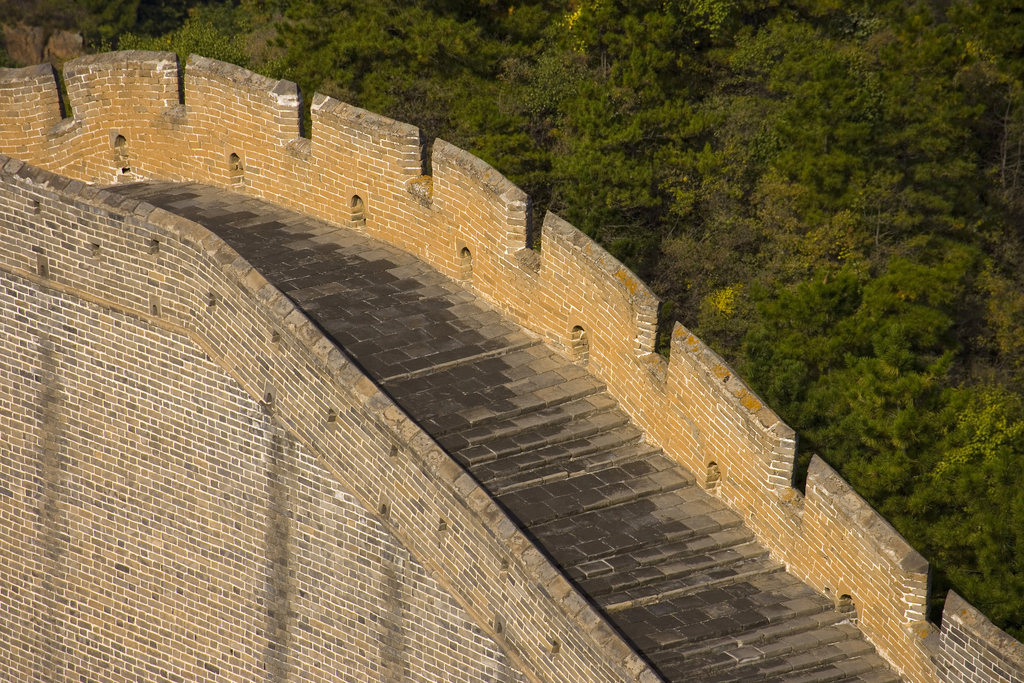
[1,50,1018,683]
[939,592,1024,683]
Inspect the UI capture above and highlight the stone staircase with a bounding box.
[105,181,901,683]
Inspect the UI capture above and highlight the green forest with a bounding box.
[3,0,1023,639]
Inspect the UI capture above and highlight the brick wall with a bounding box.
[939,592,1024,683]
[1,50,1016,683]
[0,63,66,163]
[0,275,523,683]
[0,157,657,683]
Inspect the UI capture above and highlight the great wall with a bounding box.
[0,50,1021,683]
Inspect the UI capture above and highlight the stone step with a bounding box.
[660,623,867,680]
[529,488,745,568]
[578,539,768,597]
[581,528,757,573]
[451,408,636,466]
[600,558,787,613]
[602,573,835,655]
[417,362,607,436]
[648,609,851,665]
[674,642,880,683]
[378,335,543,383]
[474,438,659,490]
[386,347,607,436]
[566,525,756,580]
[842,665,902,683]
[757,651,885,683]
[441,391,621,452]
[607,572,836,656]
[490,446,677,497]
[498,465,695,528]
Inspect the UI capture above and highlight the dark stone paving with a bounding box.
[106,181,901,683]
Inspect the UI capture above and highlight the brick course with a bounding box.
[939,593,1024,683]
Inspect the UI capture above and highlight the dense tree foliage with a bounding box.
[5,0,1023,639]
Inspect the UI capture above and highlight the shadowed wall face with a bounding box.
[0,236,521,683]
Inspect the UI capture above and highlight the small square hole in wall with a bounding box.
[148,238,160,255]
[570,325,590,366]
[228,153,243,185]
[113,133,130,174]
[263,384,277,411]
[705,462,721,491]
[90,241,101,258]
[36,253,49,279]
[349,194,365,228]
[458,246,472,281]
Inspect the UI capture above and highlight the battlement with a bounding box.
[2,51,1020,683]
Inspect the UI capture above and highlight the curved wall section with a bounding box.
[0,158,655,683]
[1,50,1019,683]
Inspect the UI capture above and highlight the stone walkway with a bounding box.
[106,181,901,683]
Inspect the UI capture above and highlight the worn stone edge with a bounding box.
[186,54,299,107]
[542,211,660,313]
[433,138,529,209]
[807,456,928,575]
[0,61,59,85]
[64,50,179,79]
[943,591,1024,671]
[0,152,656,683]
[311,92,421,141]
[669,321,794,443]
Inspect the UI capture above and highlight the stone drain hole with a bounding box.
[148,238,160,255]
[228,153,243,184]
[350,194,365,227]
[546,637,560,656]
[36,253,49,279]
[493,614,505,636]
[459,246,472,280]
[262,384,277,414]
[207,291,218,309]
[705,462,721,490]
[149,295,161,318]
[113,134,130,174]
[571,325,590,366]
[838,594,857,623]
[90,241,101,258]
[378,500,390,518]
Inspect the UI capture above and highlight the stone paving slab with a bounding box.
[104,181,901,683]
